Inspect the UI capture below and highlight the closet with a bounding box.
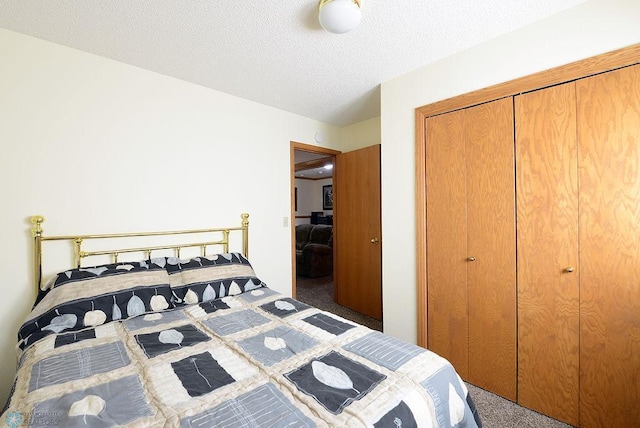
[516,64,640,427]
[425,97,516,401]
[419,47,640,427]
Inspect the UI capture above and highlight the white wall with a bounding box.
[341,116,381,152]
[295,179,314,225]
[0,29,342,404]
[294,177,333,226]
[380,0,640,343]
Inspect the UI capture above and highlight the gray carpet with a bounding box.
[296,275,574,428]
[295,274,382,331]
[467,383,573,427]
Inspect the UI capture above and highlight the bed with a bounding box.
[2,214,482,427]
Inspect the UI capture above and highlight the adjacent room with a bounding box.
[1,1,639,426]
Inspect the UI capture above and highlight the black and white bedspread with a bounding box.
[2,254,481,427]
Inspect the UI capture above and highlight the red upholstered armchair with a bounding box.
[295,224,333,278]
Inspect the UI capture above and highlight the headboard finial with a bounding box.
[31,215,45,237]
[241,213,249,258]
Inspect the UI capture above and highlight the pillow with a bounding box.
[165,253,265,305]
[18,258,175,351]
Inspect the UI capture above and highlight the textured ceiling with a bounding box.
[0,0,586,126]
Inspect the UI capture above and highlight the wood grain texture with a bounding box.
[515,84,580,426]
[465,98,517,401]
[425,109,469,378]
[577,64,640,427]
[415,44,640,427]
[416,110,428,348]
[334,145,382,320]
[416,46,640,378]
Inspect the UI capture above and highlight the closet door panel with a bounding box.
[425,110,469,377]
[515,83,579,426]
[577,64,640,427]
[465,97,517,400]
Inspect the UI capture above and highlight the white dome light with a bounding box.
[318,0,362,34]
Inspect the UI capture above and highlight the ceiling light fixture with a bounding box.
[318,0,362,34]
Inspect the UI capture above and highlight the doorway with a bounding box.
[291,142,382,331]
[290,142,339,297]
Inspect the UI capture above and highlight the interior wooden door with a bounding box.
[425,98,516,395]
[334,144,382,320]
[577,64,640,427]
[425,109,469,378]
[465,97,517,401]
[515,83,580,426]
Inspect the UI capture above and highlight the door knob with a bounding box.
[468,256,476,262]
[371,238,379,244]
[565,266,575,273]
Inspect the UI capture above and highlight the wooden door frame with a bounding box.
[290,141,341,298]
[415,43,640,348]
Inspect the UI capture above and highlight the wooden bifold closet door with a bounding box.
[576,64,640,427]
[425,97,517,401]
[516,64,640,427]
[515,82,580,426]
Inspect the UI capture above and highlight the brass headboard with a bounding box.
[30,213,249,292]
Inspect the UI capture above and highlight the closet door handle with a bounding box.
[468,256,476,262]
[565,266,575,273]
[371,238,379,244]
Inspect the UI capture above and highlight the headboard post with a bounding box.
[31,216,45,292]
[241,213,249,258]
[73,238,83,268]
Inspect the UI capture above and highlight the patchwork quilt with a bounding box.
[2,255,482,427]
